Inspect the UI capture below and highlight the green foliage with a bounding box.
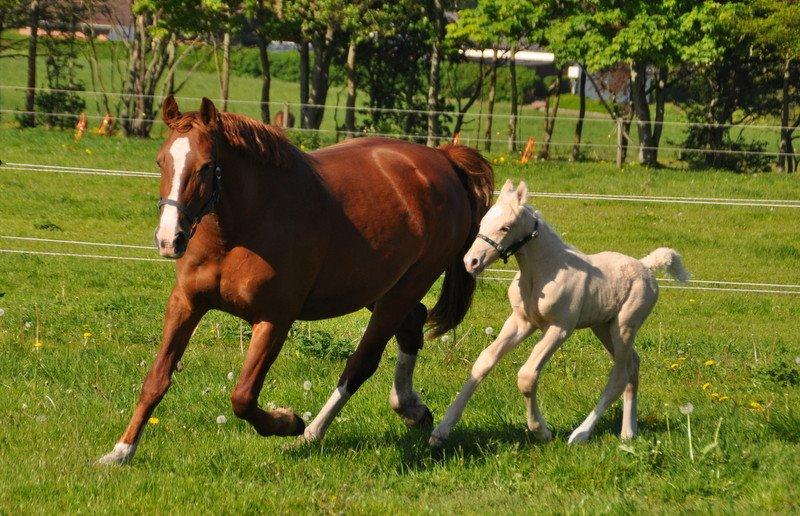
[292,327,355,360]
[756,359,800,387]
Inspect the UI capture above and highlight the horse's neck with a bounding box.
[514,215,569,286]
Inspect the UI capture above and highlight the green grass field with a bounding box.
[0,125,799,513]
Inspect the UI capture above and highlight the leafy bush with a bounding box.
[293,328,354,360]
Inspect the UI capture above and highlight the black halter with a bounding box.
[476,218,539,264]
[157,138,222,238]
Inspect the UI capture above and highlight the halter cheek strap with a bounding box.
[476,218,539,264]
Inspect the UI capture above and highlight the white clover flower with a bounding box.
[303,380,312,391]
[226,371,235,381]
[484,326,495,336]
[24,321,32,330]
[679,402,694,415]
[216,414,227,425]
[302,411,312,422]
[440,334,453,343]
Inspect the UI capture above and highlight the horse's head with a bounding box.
[154,95,222,258]
[464,180,536,274]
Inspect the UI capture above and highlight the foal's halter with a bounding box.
[157,137,223,237]
[476,218,539,264]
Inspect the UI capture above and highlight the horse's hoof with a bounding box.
[411,406,434,428]
[96,443,135,465]
[567,428,590,444]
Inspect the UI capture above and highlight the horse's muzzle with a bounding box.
[155,229,188,259]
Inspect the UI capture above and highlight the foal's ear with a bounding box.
[515,181,529,205]
[199,97,219,128]
[162,95,181,127]
[500,179,515,197]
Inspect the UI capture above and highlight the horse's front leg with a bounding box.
[389,302,433,427]
[98,291,204,465]
[230,320,305,436]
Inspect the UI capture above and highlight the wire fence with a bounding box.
[3,160,800,208]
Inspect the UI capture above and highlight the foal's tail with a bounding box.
[640,247,690,283]
[427,144,495,339]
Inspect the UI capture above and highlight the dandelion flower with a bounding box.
[702,382,711,391]
[670,363,679,369]
[749,401,763,411]
[302,411,312,422]
[226,371,235,381]
[704,359,716,366]
[216,415,227,425]
[711,392,721,399]
[677,357,686,363]
[484,326,495,336]
[148,417,159,425]
[440,334,453,343]
[303,380,312,391]
[718,395,729,402]
[679,402,694,415]
[83,332,92,338]
[34,340,43,349]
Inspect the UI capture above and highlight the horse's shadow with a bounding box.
[286,408,673,473]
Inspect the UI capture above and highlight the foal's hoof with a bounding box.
[428,427,448,448]
[529,425,553,442]
[397,404,434,429]
[567,428,591,444]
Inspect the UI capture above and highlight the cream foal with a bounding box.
[429,180,688,446]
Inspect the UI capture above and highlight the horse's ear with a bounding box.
[199,97,218,128]
[500,179,515,197]
[515,181,529,205]
[162,95,181,127]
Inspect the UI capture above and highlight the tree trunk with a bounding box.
[299,40,310,128]
[219,32,231,112]
[630,60,657,166]
[778,58,793,173]
[651,66,667,154]
[426,0,445,147]
[453,58,485,137]
[345,42,357,137]
[571,64,587,161]
[483,50,498,152]
[507,45,518,152]
[256,31,271,123]
[23,0,39,128]
[307,26,335,130]
[538,68,563,160]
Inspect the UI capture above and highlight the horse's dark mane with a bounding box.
[171,111,302,169]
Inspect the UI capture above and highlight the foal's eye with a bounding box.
[500,226,510,232]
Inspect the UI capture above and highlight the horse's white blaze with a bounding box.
[157,137,191,243]
[303,386,350,441]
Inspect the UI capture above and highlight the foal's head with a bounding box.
[464,180,536,274]
[155,95,222,258]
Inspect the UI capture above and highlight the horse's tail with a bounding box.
[640,247,690,283]
[427,144,495,339]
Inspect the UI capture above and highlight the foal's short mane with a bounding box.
[171,111,298,169]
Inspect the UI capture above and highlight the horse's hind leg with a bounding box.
[302,291,426,442]
[591,323,639,440]
[569,320,636,444]
[389,302,433,427]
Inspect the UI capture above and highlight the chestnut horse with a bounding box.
[98,96,493,464]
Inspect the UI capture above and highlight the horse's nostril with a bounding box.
[174,231,188,250]
[470,258,479,267]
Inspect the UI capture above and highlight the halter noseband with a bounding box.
[476,218,539,264]
[157,136,222,238]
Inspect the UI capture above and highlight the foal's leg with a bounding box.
[428,313,534,447]
[620,350,640,440]
[231,319,305,436]
[516,324,572,441]
[389,302,434,427]
[302,294,423,442]
[98,292,204,464]
[568,321,636,444]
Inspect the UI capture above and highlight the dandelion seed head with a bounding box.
[302,411,312,422]
[303,380,312,391]
[679,402,694,415]
[24,321,32,330]
[216,414,227,425]
[0,308,5,317]
[35,414,46,423]
[226,371,235,381]
[484,326,495,336]
[795,356,800,366]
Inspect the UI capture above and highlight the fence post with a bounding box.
[616,118,624,169]
[282,102,289,129]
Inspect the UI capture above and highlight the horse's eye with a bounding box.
[500,226,510,232]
